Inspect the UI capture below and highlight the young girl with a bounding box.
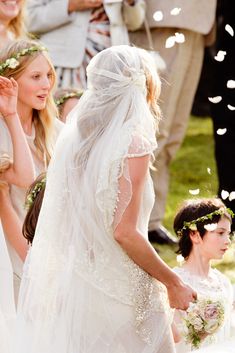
[54,87,83,123]
[0,38,63,302]
[172,198,234,352]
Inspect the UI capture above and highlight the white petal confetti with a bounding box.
[175,32,185,43]
[165,36,176,48]
[216,128,227,135]
[227,80,235,88]
[176,255,184,264]
[208,96,222,103]
[204,223,218,232]
[189,189,200,195]
[214,50,227,62]
[227,104,235,110]
[221,190,229,200]
[225,24,234,37]
[153,11,163,22]
[207,168,211,174]
[171,7,181,16]
[229,191,235,201]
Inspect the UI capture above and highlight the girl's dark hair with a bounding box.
[174,198,232,259]
[22,173,46,244]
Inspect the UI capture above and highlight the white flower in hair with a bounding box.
[204,223,217,232]
[5,58,19,69]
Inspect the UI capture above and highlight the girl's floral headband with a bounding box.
[55,91,83,106]
[0,45,47,75]
[177,207,234,236]
[24,177,46,211]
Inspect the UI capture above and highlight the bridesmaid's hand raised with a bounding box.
[0,76,18,120]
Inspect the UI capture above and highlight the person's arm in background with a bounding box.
[0,185,28,261]
[123,0,146,31]
[27,0,102,34]
[0,76,35,188]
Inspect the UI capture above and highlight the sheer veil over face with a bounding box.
[16,46,171,353]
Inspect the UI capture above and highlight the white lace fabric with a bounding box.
[16,46,174,353]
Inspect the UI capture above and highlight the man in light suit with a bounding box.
[130,0,217,244]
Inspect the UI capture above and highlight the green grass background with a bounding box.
[155,115,235,282]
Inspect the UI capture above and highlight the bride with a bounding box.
[15,45,196,353]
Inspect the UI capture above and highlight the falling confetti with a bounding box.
[189,189,200,195]
[225,24,234,37]
[153,11,163,22]
[165,36,176,48]
[216,128,227,135]
[227,104,235,110]
[204,224,218,231]
[175,32,185,43]
[170,7,181,16]
[176,255,184,264]
[207,168,211,174]
[221,190,229,200]
[208,96,222,103]
[214,50,227,62]
[227,80,235,88]
[229,192,235,201]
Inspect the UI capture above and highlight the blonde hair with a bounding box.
[7,0,27,38]
[138,48,162,130]
[0,39,58,165]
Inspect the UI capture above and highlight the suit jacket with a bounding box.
[145,0,216,35]
[26,0,146,68]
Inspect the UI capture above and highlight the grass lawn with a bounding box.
[154,115,235,282]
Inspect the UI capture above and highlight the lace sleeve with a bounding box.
[112,134,156,230]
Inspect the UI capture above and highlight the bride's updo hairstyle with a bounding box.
[174,198,232,259]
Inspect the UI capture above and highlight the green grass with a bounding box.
[154,115,235,282]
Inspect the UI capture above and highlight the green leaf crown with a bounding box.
[25,176,46,211]
[177,207,234,236]
[55,91,83,106]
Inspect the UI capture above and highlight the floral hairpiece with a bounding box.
[177,207,234,236]
[55,91,83,106]
[25,177,46,211]
[0,45,47,75]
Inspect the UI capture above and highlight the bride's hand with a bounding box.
[68,0,103,12]
[167,279,197,310]
[0,76,18,120]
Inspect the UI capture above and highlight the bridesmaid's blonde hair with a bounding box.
[0,39,58,166]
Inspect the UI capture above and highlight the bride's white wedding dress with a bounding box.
[0,223,16,353]
[15,46,176,353]
[173,267,233,352]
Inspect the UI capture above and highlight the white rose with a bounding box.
[6,58,19,69]
[204,319,219,334]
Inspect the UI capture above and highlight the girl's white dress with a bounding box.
[173,267,233,352]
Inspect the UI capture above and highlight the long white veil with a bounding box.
[0,222,16,353]
[16,45,171,353]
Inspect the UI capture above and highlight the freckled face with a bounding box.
[0,0,22,23]
[16,54,54,112]
[201,217,231,260]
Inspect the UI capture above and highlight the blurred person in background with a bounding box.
[209,0,235,231]
[0,0,26,49]
[26,0,146,88]
[129,0,217,245]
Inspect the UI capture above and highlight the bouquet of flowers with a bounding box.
[184,298,225,349]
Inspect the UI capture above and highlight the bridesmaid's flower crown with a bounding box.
[177,207,234,236]
[55,91,83,106]
[25,176,46,211]
[0,45,47,75]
